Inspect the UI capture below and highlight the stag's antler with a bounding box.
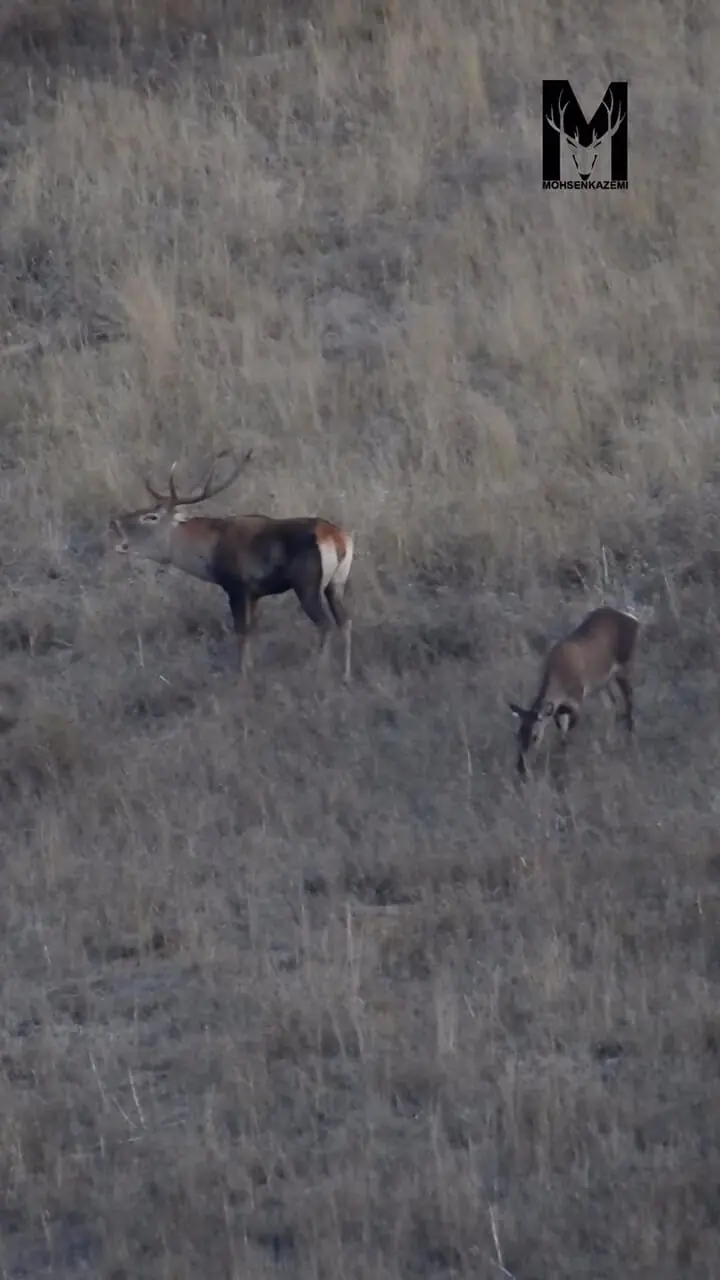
[143,472,168,502]
[185,448,253,505]
[143,448,252,507]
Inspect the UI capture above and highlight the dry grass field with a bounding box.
[1,0,720,1275]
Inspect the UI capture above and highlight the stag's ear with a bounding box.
[508,702,525,718]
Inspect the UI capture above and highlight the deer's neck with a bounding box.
[168,520,218,584]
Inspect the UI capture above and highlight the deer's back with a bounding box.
[569,607,638,663]
[212,515,334,596]
[543,608,638,700]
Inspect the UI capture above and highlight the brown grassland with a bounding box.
[1,1,720,1275]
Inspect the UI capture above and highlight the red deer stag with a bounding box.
[111,450,354,680]
[508,606,639,777]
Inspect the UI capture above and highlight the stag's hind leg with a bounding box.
[325,581,352,682]
[291,553,334,671]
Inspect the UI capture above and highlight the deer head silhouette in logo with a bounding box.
[546,89,625,181]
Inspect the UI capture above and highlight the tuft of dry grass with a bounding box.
[1,0,720,1275]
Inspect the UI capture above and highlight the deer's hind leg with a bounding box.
[325,581,352,682]
[613,670,634,732]
[601,683,618,707]
[290,552,334,669]
[554,703,579,748]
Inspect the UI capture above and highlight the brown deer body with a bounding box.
[509,606,639,777]
[111,451,354,680]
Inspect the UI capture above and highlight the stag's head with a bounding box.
[111,449,252,565]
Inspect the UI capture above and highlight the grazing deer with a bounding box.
[111,450,354,680]
[508,606,639,778]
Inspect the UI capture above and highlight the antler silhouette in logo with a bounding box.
[546,89,625,181]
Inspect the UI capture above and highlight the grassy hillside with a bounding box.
[1,1,719,1275]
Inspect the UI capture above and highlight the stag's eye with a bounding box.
[140,512,161,524]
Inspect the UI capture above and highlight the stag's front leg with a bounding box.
[226,586,257,676]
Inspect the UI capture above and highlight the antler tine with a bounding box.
[168,461,180,506]
[195,447,253,504]
[545,94,568,136]
[162,448,252,508]
[144,475,167,502]
[605,89,626,136]
[138,460,169,503]
[545,105,561,134]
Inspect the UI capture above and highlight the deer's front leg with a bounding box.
[226,586,258,675]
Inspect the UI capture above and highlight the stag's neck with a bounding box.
[167,518,219,583]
